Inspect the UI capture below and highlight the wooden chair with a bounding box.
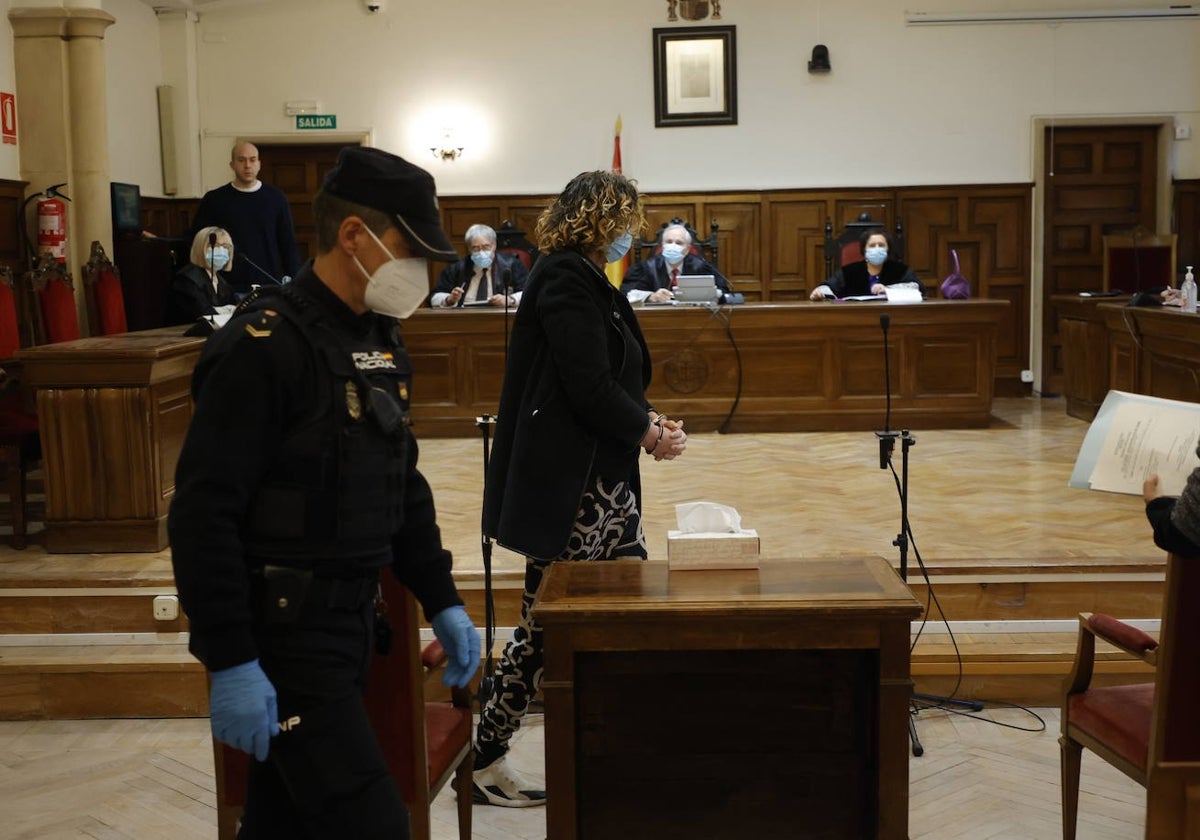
[1102,230,1178,294]
[495,220,540,272]
[214,579,474,840]
[823,213,905,278]
[82,240,128,336]
[633,217,720,269]
[26,254,80,345]
[1059,551,1200,839]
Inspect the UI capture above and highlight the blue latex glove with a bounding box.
[209,659,279,761]
[430,605,481,687]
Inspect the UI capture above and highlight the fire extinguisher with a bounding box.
[36,184,70,264]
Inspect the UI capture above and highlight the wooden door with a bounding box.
[256,143,352,265]
[1041,125,1159,393]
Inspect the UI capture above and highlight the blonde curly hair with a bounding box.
[535,171,645,256]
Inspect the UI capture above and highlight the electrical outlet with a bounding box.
[152,594,179,621]
[1020,369,1034,383]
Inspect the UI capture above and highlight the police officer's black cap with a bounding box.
[321,146,458,261]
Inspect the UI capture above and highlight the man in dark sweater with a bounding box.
[191,142,301,294]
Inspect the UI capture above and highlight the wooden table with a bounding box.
[1099,302,1200,403]
[16,327,203,552]
[403,299,1009,436]
[1057,299,1200,420]
[532,557,923,840]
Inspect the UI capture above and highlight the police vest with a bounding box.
[238,285,412,569]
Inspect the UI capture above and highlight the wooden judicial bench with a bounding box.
[1055,297,1200,420]
[15,327,204,553]
[404,298,1009,437]
[15,299,1006,553]
[532,556,924,840]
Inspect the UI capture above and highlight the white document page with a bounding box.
[1071,390,1200,496]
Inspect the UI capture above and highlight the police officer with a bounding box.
[169,146,480,839]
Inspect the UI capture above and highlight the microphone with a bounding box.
[207,231,217,276]
[237,251,282,285]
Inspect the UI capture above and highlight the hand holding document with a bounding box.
[1070,390,1200,496]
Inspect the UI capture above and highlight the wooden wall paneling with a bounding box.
[140,197,198,241]
[0,179,27,270]
[699,197,760,295]
[832,196,894,230]
[441,205,502,249]
[639,197,702,240]
[1174,180,1199,276]
[500,199,551,241]
[764,195,830,301]
[896,192,959,278]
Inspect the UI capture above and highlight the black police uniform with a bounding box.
[169,261,463,839]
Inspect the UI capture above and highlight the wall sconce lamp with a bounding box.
[430,131,464,162]
[808,44,831,73]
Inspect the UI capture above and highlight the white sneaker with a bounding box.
[471,757,546,808]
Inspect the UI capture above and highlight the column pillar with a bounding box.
[9,5,115,334]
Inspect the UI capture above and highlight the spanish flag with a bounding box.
[604,116,627,289]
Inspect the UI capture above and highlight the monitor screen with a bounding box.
[110,182,141,233]
[1105,246,1173,294]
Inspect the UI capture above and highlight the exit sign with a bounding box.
[296,114,336,130]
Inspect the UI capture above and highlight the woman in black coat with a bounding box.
[164,226,237,325]
[472,171,687,807]
[810,227,923,300]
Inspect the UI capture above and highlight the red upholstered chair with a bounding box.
[28,254,80,345]
[1059,552,1200,839]
[495,220,539,272]
[83,241,128,336]
[823,213,905,277]
[214,579,473,840]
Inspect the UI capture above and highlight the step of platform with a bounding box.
[0,554,1167,719]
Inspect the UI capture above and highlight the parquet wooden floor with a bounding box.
[0,707,1145,839]
[0,395,1160,837]
[0,396,1157,584]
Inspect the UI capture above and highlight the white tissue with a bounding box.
[674,501,744,534]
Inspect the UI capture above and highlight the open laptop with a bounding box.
[674,274,721,304]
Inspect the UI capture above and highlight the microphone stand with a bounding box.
[474,413,497,703]
[874,313,980,759]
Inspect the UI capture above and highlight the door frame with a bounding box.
[1029,115,1174,393]
[199,129,370,191]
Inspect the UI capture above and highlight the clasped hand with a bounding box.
[643,415,687,461]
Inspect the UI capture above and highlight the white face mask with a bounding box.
[661,242,687,264]
[353,226,429,320]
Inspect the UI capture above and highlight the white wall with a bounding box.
[0,0,19,182]
[182,0,1200,197]
[102,0,165,195]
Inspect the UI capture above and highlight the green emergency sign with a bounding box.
[296,115,337,130]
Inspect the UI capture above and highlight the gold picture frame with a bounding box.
[652,26,737,128]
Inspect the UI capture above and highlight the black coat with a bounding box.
[824,259,922,298]
[431,252,529,302]
[621,252,730,295]
[164,263,237,326]
[482,249,653,560]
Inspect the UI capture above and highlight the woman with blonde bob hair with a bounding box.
[165,225,237,325]
[471,170,688,807]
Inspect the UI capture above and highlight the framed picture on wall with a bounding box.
[652,25,737,128]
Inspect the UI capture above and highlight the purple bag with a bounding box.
[941,249,970,299]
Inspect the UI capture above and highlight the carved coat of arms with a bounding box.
[667,0,723,22]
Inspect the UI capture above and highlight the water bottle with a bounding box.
[1183,266,1197,314]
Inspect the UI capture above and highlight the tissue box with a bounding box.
[667,530,760,571]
